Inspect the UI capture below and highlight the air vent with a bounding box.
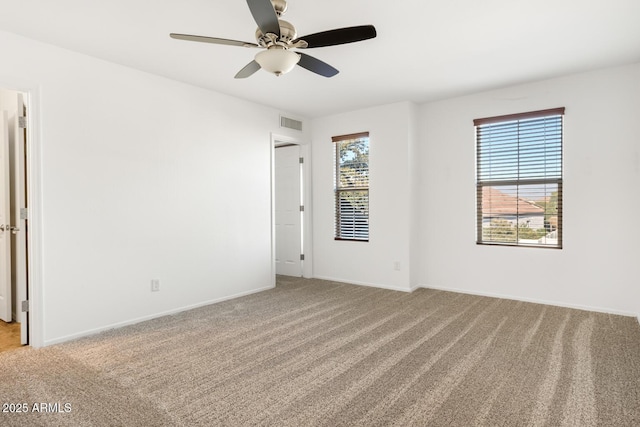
[280,115,303,131]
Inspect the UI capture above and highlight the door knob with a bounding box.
[9,226,19,234]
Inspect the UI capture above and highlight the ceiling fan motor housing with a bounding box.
[256,19,297,47]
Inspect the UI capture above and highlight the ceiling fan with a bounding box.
[170,0,377,79]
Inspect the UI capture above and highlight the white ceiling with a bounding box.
[1,0,639,118]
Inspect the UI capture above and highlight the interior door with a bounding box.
[14,94,28,344]
[0,111,11,322]
[275,145,302,277]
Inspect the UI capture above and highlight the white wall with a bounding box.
[419,63,640,317]
[311,102,417,291]
[308,64,640,318]
[0,30,305,345]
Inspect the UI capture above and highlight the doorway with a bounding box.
[272,136,312,283]
[0,88,30,350]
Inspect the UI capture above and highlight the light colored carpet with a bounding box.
[0,276,639,426]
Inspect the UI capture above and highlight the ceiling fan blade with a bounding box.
[295,25,377,48]
[170,33,259,48]
[246,0,280,37]
[235,60,262,79]
[297,53,339,78]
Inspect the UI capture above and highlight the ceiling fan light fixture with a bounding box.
[255,48,300,76]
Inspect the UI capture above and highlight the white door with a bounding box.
[275,145,302,276]
[0,111,11,322]
[14,94,28,344]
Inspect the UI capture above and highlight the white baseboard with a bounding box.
[409,283,423,293]
[313,275,413,293]
[421,283,639,318]
[43,285,275,347]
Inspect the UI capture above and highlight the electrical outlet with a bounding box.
[393,261,401,271]
[151,279,160,292]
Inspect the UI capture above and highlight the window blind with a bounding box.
[334,132,369,241]
[475,108,564,248]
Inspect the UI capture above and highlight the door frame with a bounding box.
[0,83,43,348]
[270,133,312,286]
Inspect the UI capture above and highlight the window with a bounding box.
[333,132,369,241]
[475,108,564,248]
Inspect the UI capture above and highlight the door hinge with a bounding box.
[20,208,29,220]
[299,157,304,164]
[300,254,305,261]
[21,300,29,313]
[300,205,304,212]
[18,116,27,129]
